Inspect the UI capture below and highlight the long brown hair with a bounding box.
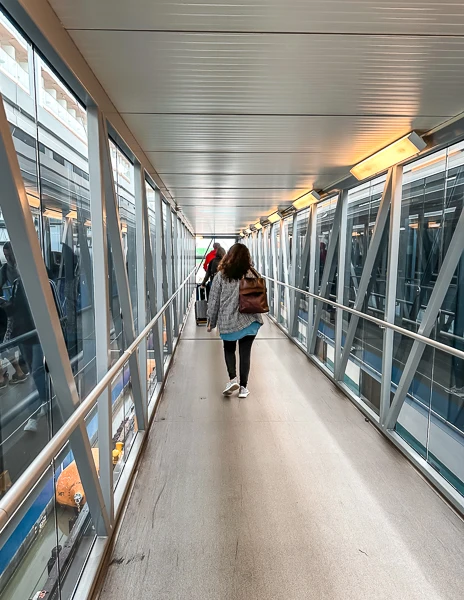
[219,243,251,281]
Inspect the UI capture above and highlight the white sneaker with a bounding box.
[223,378,239,396]
[24,417,38,432]
[238,386,250,398]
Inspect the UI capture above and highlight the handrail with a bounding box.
[0,268,196,534]
[264,276,464,361]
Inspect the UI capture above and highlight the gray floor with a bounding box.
[99,313,464,600]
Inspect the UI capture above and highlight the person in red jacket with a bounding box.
[203,242,221,272]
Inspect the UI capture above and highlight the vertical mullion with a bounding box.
[306,203,318,354]
[271,225,279,318]
[154,191,167,359]
[87,106,113,523]
[134,162,148,411]
[334,190,349,380]
[380,165,403,426]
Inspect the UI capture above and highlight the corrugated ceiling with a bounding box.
[49,0,464,233]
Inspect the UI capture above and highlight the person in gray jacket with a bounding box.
[207,243,263,398]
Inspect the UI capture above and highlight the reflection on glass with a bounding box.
[0,445,97,600]
[111,362,136,488]
[341,176,387,411]
[393,143,464,493]
[110,141,137,332]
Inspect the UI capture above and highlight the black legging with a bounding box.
[223,335,256,388]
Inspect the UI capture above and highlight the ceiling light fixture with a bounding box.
[293,190,320,211]
[66,210,77,219]
[245,228,252,235]
[254,221,263,230]
[267,211,281,224]
[350,132,426,181]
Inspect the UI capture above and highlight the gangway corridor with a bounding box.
[97,312,464,600]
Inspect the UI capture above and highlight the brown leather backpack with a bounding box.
[239,268,269,314]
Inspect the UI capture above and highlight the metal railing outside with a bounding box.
[263,275,464,362]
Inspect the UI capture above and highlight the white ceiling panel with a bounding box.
[68,31,464,116]
[146,152,336,175]
[48,0,464,233]
[50,0,464,36]
[123,113,439,166]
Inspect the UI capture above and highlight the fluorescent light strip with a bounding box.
[268,211,281,224]
[293,191,320,211]
[351,132,426,181]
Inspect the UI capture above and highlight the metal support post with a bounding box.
[172,215,180,334]
[87,106,114,523]
[334,190,349,379]
[290,210,311,338]
[306,204,318,351]
[154,190,167,359]
[100,115,146,432]
[380,165,403,425]
[280,218,291,328]
[134,162,148,411]
[309,195,343,355]
[385,203,464,429]
[165,207,177,338]
[0,97,110,536]
[336,170,393,380]
[160,197,173,354]
[270,225,279,319]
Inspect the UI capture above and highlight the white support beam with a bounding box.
[87,105,113,523]
[306,204,318,351]
[134,162,148,412]
[380,165,403,425]
[334,190,349,379]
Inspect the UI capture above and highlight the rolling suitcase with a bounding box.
[195,285,208,325]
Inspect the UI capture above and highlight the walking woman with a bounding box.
[207,243,263,398]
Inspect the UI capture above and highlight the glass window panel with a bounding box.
[34,53,97,408]
[111,360,137,487]
[0,466,60,600]
[393,142,464,493]
[341,176,387,412]
[109,141,137,332]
